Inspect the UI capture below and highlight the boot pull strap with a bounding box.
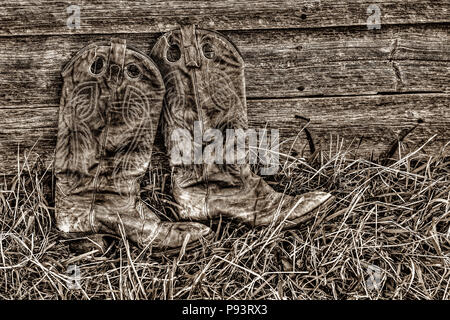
[108,38,127,86]
[180,25,201,68]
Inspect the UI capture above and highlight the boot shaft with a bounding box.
[151,26,248,170]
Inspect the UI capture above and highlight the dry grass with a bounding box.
[0,139,449,300]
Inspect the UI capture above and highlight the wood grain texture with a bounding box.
[0,24,448,109]
[0,1,448,36]
[1,94,448,174]
[249,94,450,159]
[0,2,448,176]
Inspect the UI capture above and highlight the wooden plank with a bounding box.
[0,25,448,108]
[1,94,448,175]
[0,1,448,36]
[249,94,450,159]
[236,26,449,97]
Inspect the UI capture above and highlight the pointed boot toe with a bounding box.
[158,222,214,249]
[280,192,334,229]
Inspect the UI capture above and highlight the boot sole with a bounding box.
[58,231,109,254]
[58,230,214,257]
[149,230,215,257]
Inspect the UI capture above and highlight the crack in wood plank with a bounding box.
[389,39,404,90]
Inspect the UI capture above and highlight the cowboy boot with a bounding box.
[150,25,333,229]
[54,38,212,250]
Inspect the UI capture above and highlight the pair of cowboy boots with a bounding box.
[54,26,332,251]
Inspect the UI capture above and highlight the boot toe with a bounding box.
[160,222,213,249]
[284,191,334,228]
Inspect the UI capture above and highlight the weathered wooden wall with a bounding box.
[0,1,449,175]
